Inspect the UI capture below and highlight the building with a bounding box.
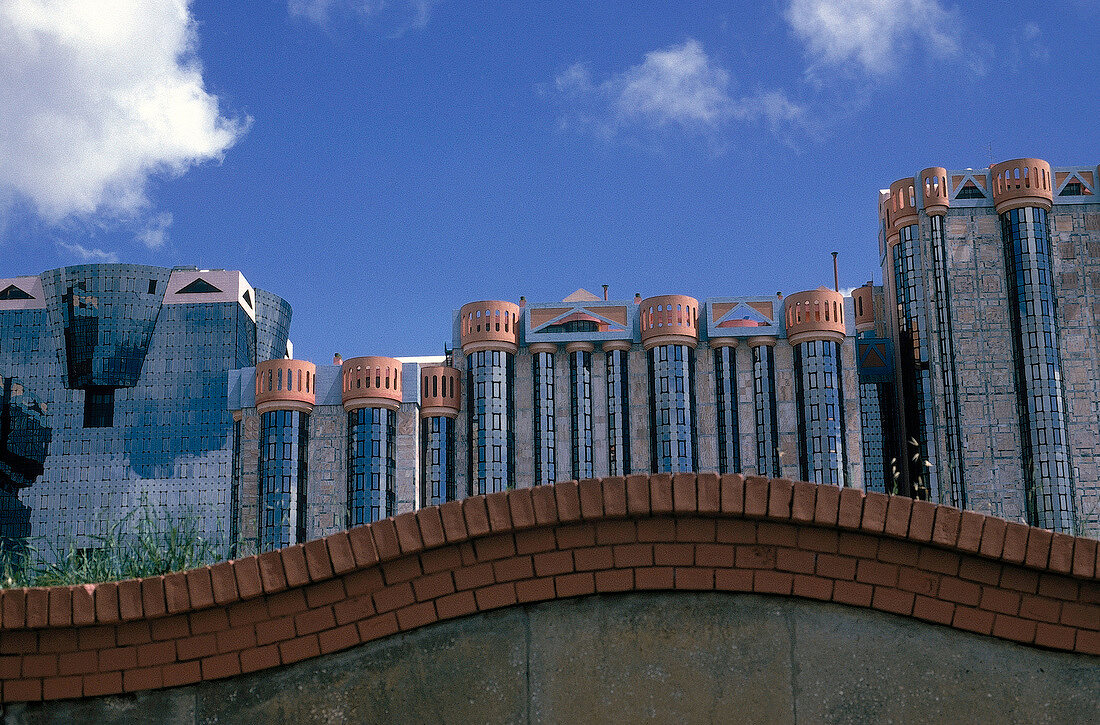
[873,158,1100,535]
[229,286,867,550]
[0,264,292,555]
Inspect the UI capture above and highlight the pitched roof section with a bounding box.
[563,288,601,302]
[176,278,223,294]
[0,284,34,300]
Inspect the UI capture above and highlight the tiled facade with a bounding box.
[874,159,1100,536]
[0,265,291,557]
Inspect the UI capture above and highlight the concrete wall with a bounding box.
[6,592,1097,724]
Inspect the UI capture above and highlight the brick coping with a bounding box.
[0,475,1097,703]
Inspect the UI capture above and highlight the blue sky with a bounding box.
[2,1,1098,362]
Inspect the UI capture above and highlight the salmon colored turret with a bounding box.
[459,300,520,354]
[784,288,846,345]
[639,295,699,350]
[852,284,875,334]
[255,359,317,414]
[341,356,402,412]
[991,158,1053,214]
[920,167,950,216]
[884,177,919,245]
[420,365,461,418]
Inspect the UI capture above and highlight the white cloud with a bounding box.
[0,0,246,223]
[138,212,173,250]
[57,242,119,263]
[554,40,806,143]
[785,0,959,75]
[289,0,436,33]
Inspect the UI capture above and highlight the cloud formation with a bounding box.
[555,40,805,143]
[785,0,959,75]
[288,0,435,33]
[57,242,119,264]
[0,0,246,223]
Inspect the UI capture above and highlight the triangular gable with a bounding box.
[0,284,34,301]
[1055,170,1095,196]
[747,301,774,321]
[951,172,988,200]
[714,302,771,327]
[530,304,628,332]
[242,288,253,308]
[176,278,223,294]
[563,288,601,302]
[860,343,887,368]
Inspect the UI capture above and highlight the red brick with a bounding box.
[1000,566,1038,593]
[43,675,83,700]
[4,678,42,702]
[757,522,797,547]
[957,557,1001,586]
[952,605,994,634]
[514,528,557,555]
[409,571,453,601]
[1076,629,1100,656]
[280,544,310,588]
[595,519,636,545]
[955,511,984,553]
[374,582,415,614]
[1038,573,1078,601]
[233,557,263,600]
[1060,602,1099,629]
[832,580,873,607]
[268,588,307,618]
[83,671,123,697]
[613,543,653,568]
[149,615,188,642]
[474,582,517,610]
[837,532,877,559]
[695,543,734,568]
[326,531,358,574]
[74,625,112,651]
[507,489,537,530]
[23,588,47,629]
[573,546,614,572]
[917,547,958,576]
[817,554,857,581]
[372,518,403,561]
[790,481,816,523]
[530,485,559,525]
[199,652,241,680]
[58,650,97,676]
[22,654,58,678]
[257,550,288,593]
[856,560,898,587]
[637,518,676,542]
[216,625,256,654]
[555,572,595,597]
[515,578,556,603]
[813,484,840,526]
[110,622,151,647]
[767,478,794,520]
[304,538,335,581]
[670,472,697,513]
[715,569,753,592]
[39,629,77,654]
[434,591,477,619]
[938,577,981,606]
[419,546,461,575]
[348,523,380,566]
[1081,581,1100,605]
[530,551,570,578]
[1019,594,1061,623]
[635,567,675,589]
[595,569,633,593]
[578,478,605,519]
[989,614,1035,644]
[877,539,920,567]
[654,543,694,567]
[48,587,72,627]
[333,593,374,626]
[1024,527,1053,569]
[931,506,960,547]
[676,518,715,543]
[1034,622,1075,650]
[305,579,345,609]
[908,500,936,542]
[798,527,837,553]
[278,635,320,665]
[123,665,163,693]
[255,616,295,646]
[913,595,954,625]
[602,477,628,517]
[776,548,815,574]
[2,588,26,629]
[647,474,671,515]
[453,562,495,591]
[743,476,769,517]
[163,573,190,614]
[897,567,938,597]
[793,575,832,601]
[754,570,793,595]
[978,516,1007,558]
[1072,537,1098,579]
[860,491,888,533]
[1000,522,1029,564]
[137,640,175,668]
[556,523,596,550]
[979,587,1020,616]
[177,633,217,662]
[697,473,720,514]
[837,488,863,529]
[720,474,745,515]
[319,624,360,655]
[883,495,912,537]
[554,481,583,522]
[715,519,755,544]
[189,607,230,636]
[486,490,514,531]
[295,606,336,635]
[736,545,776,569]
[93,583,119,624]
[396,601,439,629]
[669,566,710,590]
[1047,533,1074,575]
[872,587,914,615]
[160,660,201,688]
[382,556,423,586]
[210,562,239,605]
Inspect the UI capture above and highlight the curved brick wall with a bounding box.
[1,475,1097,704]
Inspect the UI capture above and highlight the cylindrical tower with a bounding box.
[712,338,741,475]
[529,341,558,487]
[748,336,781,477]
[342,356,401,525]
[604,340,632,476]
[641,295,699,473]
[785,289,848,486]
[460,300,519,494]
[850,284,899,495]
[991,158,1074,532]
[254,359,316,551]
[922,166,967,509]
[419,365,460,507]
[886,175,940,501]
[852,284,876,336]
[566,341,595,480]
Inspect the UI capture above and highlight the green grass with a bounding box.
[1,504,236,589]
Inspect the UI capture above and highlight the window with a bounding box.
[83,387,114,428]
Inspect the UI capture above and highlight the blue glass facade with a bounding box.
[532,352,556,486]
[347,407,397,525]
[605,349,631,476]
[647,344,697,473]
[713,346,741,474]
[752,344,782,477]
[929,215,966,507]
[0,264,290,556]
[793,340,847,486]
[258,409,308,550]
[420,416,456,506]
[569,350,593,480]
[467,349,515,494]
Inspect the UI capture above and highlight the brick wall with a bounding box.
[1,474,1097,704]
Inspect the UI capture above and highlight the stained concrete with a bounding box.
[6,593,1098,724]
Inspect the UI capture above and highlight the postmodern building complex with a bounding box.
[2,156,1098,556]
[0,265,292,555]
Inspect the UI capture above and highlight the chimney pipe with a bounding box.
[832,252,839,292]
[602,284,609,300]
